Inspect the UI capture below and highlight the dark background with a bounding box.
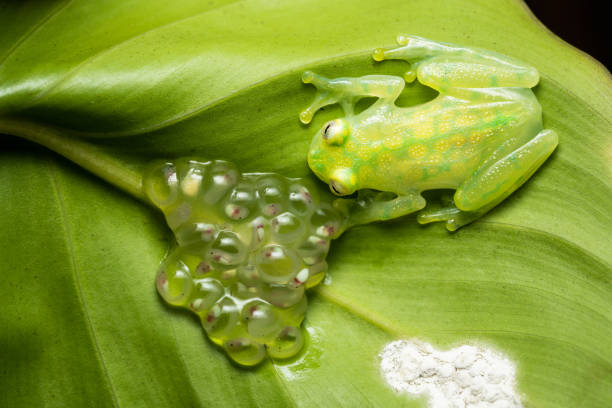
[525,0,609,68]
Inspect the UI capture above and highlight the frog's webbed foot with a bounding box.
[417,204,484,232]
[299,71,358,124]
[416,191,483,231]
[373,35,539,90]
[419,129,558,232]
[336,189,426,228]
[372,35,447,83]
[300,71,405,124]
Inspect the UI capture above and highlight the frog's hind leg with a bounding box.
[336,190,426,228]
[418,129,558,231]
[373,35,540,90]
[416,192,461,225]
[417,202,482,232]
[416,192,485,231]
[455,129,558,211]
[415,56,539,92]
[300,71,404,124]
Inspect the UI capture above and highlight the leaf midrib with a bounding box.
[31,54,612,139]
[3,0,610,138]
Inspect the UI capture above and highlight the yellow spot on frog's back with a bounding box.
[408,144,427,159]
[377,151,396,175]
[448,150,463,161]
[451,161,466,175]
[434,138,451,153]
[383,133,404,149]
[355,133,383,151]
[397,160,422,181]
[450,134,466,147]
[358,166,375,182]
[329,152,354,169]
[472,128,495,145]
[427,152,443,165]
[436,110,455,134]
[425,153,444,177]
[413,118,434,139]
[355,147,372,161]
[410,108,436,139]
[378,150,394,164]
[455,112,478,127]
[468,130,485,145]
[483,110,497,123]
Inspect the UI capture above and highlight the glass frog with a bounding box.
[301,35,558,230]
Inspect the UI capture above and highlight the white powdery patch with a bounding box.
[379,340,522,408]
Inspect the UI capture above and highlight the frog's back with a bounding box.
[352,88,542,191]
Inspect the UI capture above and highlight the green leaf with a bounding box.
[1,1,610,407]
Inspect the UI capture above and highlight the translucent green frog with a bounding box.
[301,36,558,230]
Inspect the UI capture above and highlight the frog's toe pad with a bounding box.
[372,48,387,62]
[445,219,460,232]
[396,35,410,45]
[404,70,417,83]
[302,71,315,84]
[417,206,483,231]
[299,109,314,124]
[417,207,461,224]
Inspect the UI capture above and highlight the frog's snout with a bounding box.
[307,134,324,177]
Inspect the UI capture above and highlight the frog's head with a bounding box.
[308,118,358,196]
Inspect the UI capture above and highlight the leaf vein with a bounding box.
[0,0,73,66]
[314,286,405,338]
[166,318,205,407]
[478,220,612,270]
[29,0,245,106]
[316,286,612,364]
[267,361,298,408]
[47,157,121,408]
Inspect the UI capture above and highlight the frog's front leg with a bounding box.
[299,71,404,124]
[374,35,539,90]
[418,129,558,231]
[335,190,426,227]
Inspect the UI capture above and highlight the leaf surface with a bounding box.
[0,1,610,407]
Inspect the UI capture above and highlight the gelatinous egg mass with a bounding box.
[144,159,346,366]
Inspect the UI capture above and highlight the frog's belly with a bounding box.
[362,96,539,192]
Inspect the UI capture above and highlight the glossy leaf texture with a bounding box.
[0,0,610,407]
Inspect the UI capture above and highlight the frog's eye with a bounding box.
[321,119,349,146]
[329,179,348,196]
[329,168,356,196]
